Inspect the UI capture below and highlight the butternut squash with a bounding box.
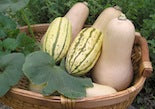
[86,83,117,97]
[92,14,135,91]
[65,6,122,76]
[65,2,89,42]
[92,6,122,33]
[30,82,117,97]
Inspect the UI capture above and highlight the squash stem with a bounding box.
[83,1,88,6]
[118,14,127,20]
[114,5,122,11]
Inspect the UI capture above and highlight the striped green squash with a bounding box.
[66,27,103,76]
[43,17,71,62]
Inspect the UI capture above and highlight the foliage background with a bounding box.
[1,0,155,108]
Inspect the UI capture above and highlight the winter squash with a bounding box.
[92,14,135,91]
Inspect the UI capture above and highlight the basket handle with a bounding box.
[135,32,153,78]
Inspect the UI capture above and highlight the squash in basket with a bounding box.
[65,27,103,76]
[42,17,71,62]
[65,2,89,42]
[86,83,117,97]
[93,14,135,91]
[41,2,89,43]
[92,6,122,32]
[65,6,122,76]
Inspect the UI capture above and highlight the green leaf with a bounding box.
[0,51,10,58]
[0,13,19,38]
[140,107,145,109]
[0,29,6,38]
[23,51,93,99]
[16,33,38,54]
[0,40,10,57]
[60,58,65,70]
[0,0,30,12]
[3,38,18,51]
[0,13,16,29]
[0,53,25,96]
[0,40,3,51]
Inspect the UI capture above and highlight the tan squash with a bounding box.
[92,14,135,91]
[29,82,117,98]
[41,2,89,44]
[92,6,122,32]
[65,6,122,76]
[86,83,117,97]
[65,2,89,42]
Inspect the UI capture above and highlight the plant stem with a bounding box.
[20,9,36,41]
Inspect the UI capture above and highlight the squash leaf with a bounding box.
[23,51,93,99]
[0,0,30,12]
[0,53,25,97]
[0,30,6,39]
[16,33,39,55]
[60,58,66,70]
[3,38,18,51]
[0,13,19,39]
[0,41,3,51]
[0,13,39,55]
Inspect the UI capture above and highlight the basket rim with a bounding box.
[10,76,146,102]
[8,76,146,108]
[3,23,152,108]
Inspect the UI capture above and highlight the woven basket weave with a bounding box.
[0,24,153,109]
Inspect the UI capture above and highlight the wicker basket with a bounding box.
[0,24,153,109]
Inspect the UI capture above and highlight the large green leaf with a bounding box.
[23,51,93,99]
[0,0,30,12]
[0,53,25,96]
[0,51,10,58]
